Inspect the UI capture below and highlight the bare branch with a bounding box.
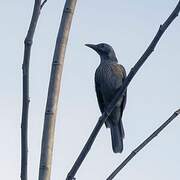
[107,109,180,180]
[175,108,180,115]
[21,0,42,180]
[38,1,77,180]
[40,0,47,9]
[66,1,180,180]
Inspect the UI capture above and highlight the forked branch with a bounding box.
[21,1,47,180]
[40,0,48,9]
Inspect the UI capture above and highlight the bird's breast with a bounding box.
[95,63,112,82]
[95,63,124,104]
[95,63,123,87]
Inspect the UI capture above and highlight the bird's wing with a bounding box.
[111,64,126,82]
[111,64,127,114]
[117,64,127,111]
[111,64,127,138]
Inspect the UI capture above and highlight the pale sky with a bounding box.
[0,1,180,180]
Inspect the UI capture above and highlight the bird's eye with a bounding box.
[100,44,106,51]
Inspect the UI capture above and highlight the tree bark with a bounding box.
[21,0,47,180]
[38,1,77,180]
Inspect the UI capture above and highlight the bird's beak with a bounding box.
[85,44,98,52]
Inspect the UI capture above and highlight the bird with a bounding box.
[85,43,127,153]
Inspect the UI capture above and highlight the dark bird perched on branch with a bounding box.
[86,43,127,153]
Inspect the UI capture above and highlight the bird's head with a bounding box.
[85,43,117,62]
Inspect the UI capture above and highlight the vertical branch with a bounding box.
[66,1,180,179]
[107,109,180,180]
[21,0,47,180]
[38,1,77,180]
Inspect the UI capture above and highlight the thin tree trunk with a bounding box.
[38,1,77,180]
[107,109,180,180]
[21,1,47,180]
[66,1,180,179]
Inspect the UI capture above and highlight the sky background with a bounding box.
[0,1,180,180]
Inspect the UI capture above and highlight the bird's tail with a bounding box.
[110,123,124,153]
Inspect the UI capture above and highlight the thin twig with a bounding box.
[21,0,47,180]
[66,1,180,180]
[38,1,77,180]
[40,0,47,9]
[107,109,180,180]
